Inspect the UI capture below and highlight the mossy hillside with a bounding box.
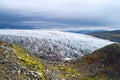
[1,41,120,80]
[73,43,120,80]
[0,41,82,80]
[46,62,81,79]
[0,42,22,80]
[11,44,45,80]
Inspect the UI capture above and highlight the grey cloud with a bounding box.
[0,0,120,29]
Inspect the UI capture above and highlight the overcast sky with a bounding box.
[0,0,120,30]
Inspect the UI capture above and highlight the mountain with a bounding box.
[73,43,120,80]
[0,30,113,61]
[66,30,106,34]
[88,30,120,42]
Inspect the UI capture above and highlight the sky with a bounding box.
[0,0,120,30]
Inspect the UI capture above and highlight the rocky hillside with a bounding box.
[1,41,120,80]
[73,43,120,80]
[0,41,45,80]
[88,30,120,42]
[0,41,82,80]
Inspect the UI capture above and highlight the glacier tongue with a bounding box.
[0,30,113,61]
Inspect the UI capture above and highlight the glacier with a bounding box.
[0,30,113,61]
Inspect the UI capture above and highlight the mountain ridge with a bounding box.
[88,30,120,42]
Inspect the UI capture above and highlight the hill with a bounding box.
[73,43,120,80]
[88,30,120,42]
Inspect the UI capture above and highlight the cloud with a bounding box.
[0,0,116,18]
[0,0,120,29]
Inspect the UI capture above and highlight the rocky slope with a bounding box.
[73,43,120,80]
[0,41,45,80]
[88,30,120,42]
[0,30,113,61]
[0,41,84,80]
[1,41,120,80]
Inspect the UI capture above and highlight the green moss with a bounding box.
[48,63,81,79]
[11,45,45,80]
[78,77,107,80]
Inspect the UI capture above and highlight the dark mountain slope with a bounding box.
[67,30,106,34]
[88,30,120,42]
[73,43,120,80]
